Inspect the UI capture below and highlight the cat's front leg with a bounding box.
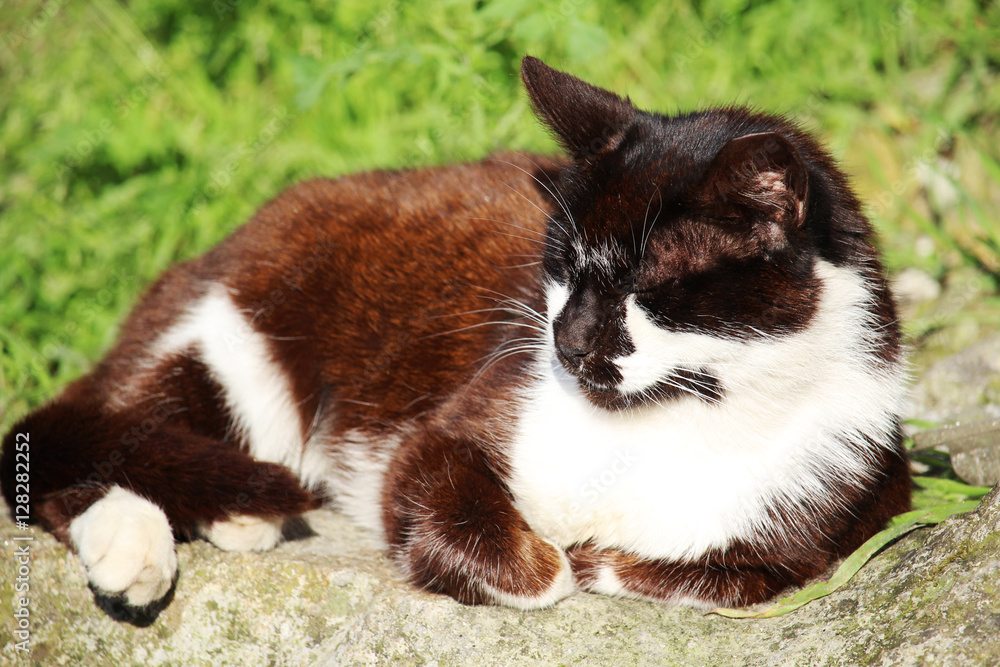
[384,433,575,609]
[567,542,801,609]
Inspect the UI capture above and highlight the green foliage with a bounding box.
[1,0,998,430]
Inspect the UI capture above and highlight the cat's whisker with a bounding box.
[468,286,549,326]
[482,228,564,253]
[498,260,543,269]
[499,180,568,232]
[476,337,548,361]
[653,365,786,410]
[338,398,381,408]
[467,216,553,241]
[427,306,546,336]
[516,155,578,233]
[419,320,545,341]
[639,184,663,261]
[470,338,547,383]
[495,158,577,234]
[660,378,723,406]
[424,306,540,323]
[470,347,544,385]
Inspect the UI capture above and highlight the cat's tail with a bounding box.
[0,395,317,623]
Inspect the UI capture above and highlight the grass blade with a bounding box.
[709,500,983,619]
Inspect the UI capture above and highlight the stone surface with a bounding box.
[912,419,1000,486]
[908,332,1000,423]
[3,487,1000,666]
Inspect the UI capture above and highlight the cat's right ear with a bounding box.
[694,131,810,236]
[521,56,634,161]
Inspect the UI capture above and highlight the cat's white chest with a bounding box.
[510,366,753,559]
[508,262,903,562]
[506,356,876,562]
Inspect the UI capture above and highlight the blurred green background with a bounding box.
[2,0,999,435]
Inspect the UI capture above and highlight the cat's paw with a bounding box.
[481,538,576,610]
[199,514,284,552]
[68,486,177,607]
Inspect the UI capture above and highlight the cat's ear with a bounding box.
[697,132,809,233]
[521,56,634,161]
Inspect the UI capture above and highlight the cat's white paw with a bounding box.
[483,539,576,610]
[68,486,177,607]
[587,561,712,608]
[200,514,284,552]
[588,559,639,597]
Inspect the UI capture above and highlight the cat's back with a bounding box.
[210,151,564,269]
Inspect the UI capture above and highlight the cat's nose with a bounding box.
[553,313,597,369]
[556,338,592,365]
[553,286,605,369]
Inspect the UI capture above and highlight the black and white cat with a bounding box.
[1,56,910,620]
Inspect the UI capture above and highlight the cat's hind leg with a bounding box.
[566,541,816,609]
[199,514,286,552]
[0,396,318,620]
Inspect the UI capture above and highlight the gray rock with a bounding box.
[3,486,1000,666]
[907,332,1000,423]
[912,418,1000,486]
[892,268,942,320]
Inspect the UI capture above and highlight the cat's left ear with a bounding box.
[521,56,635,161]
[697,132,809,233]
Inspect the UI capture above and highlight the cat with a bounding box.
[1,56,911,622]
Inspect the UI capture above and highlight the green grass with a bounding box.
[2,0,999,434]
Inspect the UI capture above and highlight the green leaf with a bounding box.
[709,500,983,619]
[913,476,991,501]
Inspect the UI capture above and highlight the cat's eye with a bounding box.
[614,275,637,294]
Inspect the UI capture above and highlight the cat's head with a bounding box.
[520,56,883,412]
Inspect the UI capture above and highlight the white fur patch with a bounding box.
[152,285,396,548]
[509,260,905,562]
[589,562,627,597]
[321,428,399,547]
[573,238,616,274]
[200,515,284,552]
[155,284,306,474]
[69,486,177,607]
[586,562,713,608]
